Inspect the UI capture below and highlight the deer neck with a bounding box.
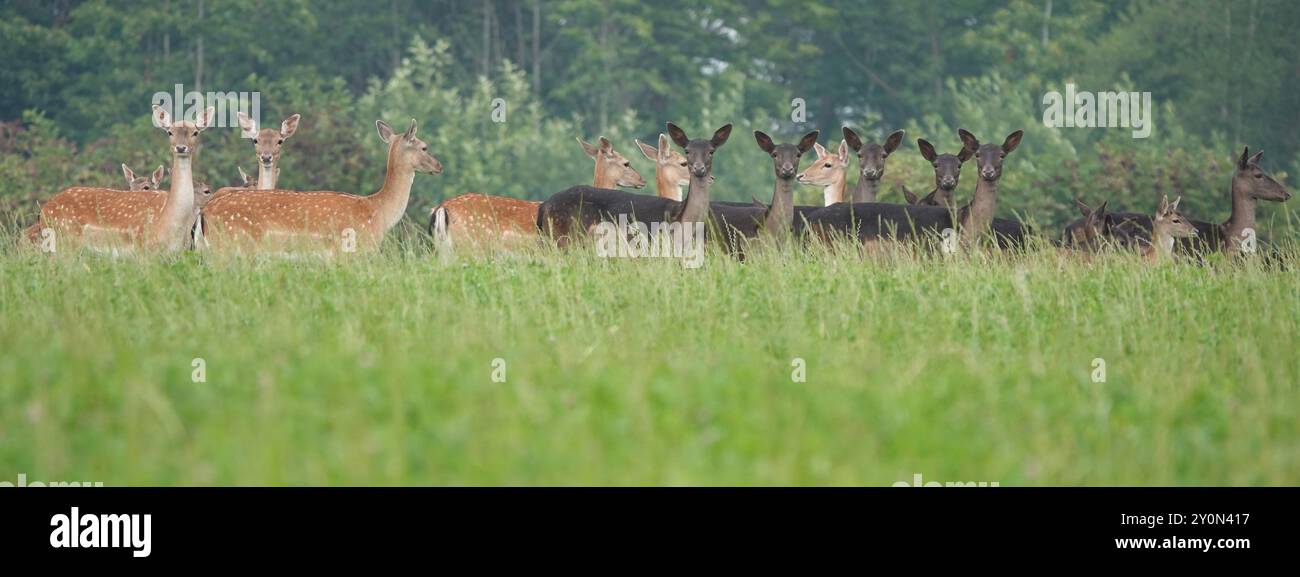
[158,154,197,250]
[368,145,416,232]
[824,170,848,205]
[1145,224,1176,260]
[960,178,997,241]
[764,176,796,236]
[851,175,878,203]
[1224,183,1257,239]
[656,168,683,201]
[677,173,712,224]
[592,160,617,189]
[257,162,277,190]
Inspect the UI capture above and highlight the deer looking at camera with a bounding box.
[842,127,905,203]
[201,118,441,254]
[235,112,300,190]
[30,105,214,253]
[121,164,165,192]
[428,137,645,252]
[904,136,975,208]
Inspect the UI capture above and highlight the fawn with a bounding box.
[1141,195,1197,262]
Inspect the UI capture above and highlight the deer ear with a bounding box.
[635,139,657,161]
[280,114,300,139]
[842,127,863,151]
[598,136,612,155]
[753,130,776,154]
[238,166,250,183]
[917,139,937,162]
[375,120,395,143]
[657,134,672,162]
[837,139,849,161]
[121,164,135,183]
[1095,200,1108,219]
[1238,146,1251,169]
[813,142,828,158]
[1073,197,1092,217]
[152,165,165,185]
[1170,196,1182,211]
[152,104,172,129]
[197,107,216,131]
[1001,130,1024,154]
[902,185,919,204]
[797,130,820,154]
[883,129,905,155]
[402,118,418,141]
[711,124,733,148]
[577,137,599,159]
[237,112,258,138]
[957,128,980,152]
[1248,149,1264,166]
[666,122,689,148]
[1158,194,1170,214]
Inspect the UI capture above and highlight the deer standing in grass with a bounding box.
[1092,147,1291,256]
[708,130,820,250]
[30,105,214,253]
[1141,195,1197,262]
[200,119,441,254]
[428,137,645,251]
[840,127,905,203]
[904,136,975,208]
[235,112,299,190]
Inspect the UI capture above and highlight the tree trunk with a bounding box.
[195,0,204,93]
[481,0,492,79]
[532,0,541,95]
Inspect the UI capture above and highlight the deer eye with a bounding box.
[277,139,284,145]
[421,146,428,152]
[1254,173,1264,179]
[824,163,832,168]
[679,161,688,167]
[166,130,173,136]
[192,131,198,137]
[623,161,630,167]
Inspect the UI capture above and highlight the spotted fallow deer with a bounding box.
[30,105,215,253]
[122,164,165,191]
[236,112,300,190]
[428,136,645,251]
[200,119,442,254]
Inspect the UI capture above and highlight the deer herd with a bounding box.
[19,106,1293,263]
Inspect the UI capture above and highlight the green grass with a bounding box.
[1,230,1298,486]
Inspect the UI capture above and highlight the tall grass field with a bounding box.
[1,230,1297,486]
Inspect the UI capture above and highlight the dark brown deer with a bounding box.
[1092,147,1291,255]
[906,136,975,208]
[536,122,732,247]
[708,130,820,249]
[842,127,905,203]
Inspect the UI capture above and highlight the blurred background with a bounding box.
[2,0,1298,233]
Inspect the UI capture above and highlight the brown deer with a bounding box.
[1141,195,1197,262]
[956,128,1024,245]
[236,112,300,190]
[122,164,165,191]
[634,134,692,201]
[31,105,215,253]
[236,166,262,188]
[795,140,851,205]
[428,137,645,251]
[201,118,441,254]
[842,127,905,203]
[722,130,820,242]
[906,136,975,208]
[537,123,732,247]
[1090,147,1291,256]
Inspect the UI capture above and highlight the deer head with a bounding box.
[153,104,214,158]
[843,127,904,181]
[917,136,975,206]
[237,166,258,188]
[122,164,164,191]
[1067,197,1111,250]
[636,134,691,200]
[238,112,300,172]
[1234,147,1291,203]
[375,119,442,175]
[961,128,1023,183]
[667,122,732,180]
[757,130,820,181]
[579,136,646,189]
[1154,195,1197,238]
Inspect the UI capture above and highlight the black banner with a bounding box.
[0,488,1290,566]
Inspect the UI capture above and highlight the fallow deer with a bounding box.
[842,127,905,203]
[122,164,165,192]
[796,140,851,206]
[428,136,645,251]
[1097,147,1291,256]
[32,105,215,253]
[706,130,821,254]
[537,123,732,247]
[908,136,975,208]
[200,118,441,254]
[635,134,692,201]
[1141,195,1198,262]
[236,112,300,190]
